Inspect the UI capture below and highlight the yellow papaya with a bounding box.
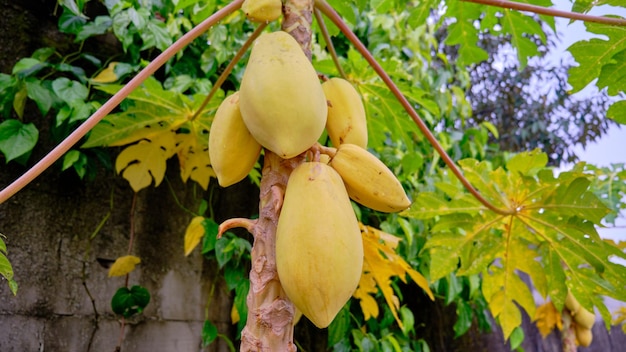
[322,77,368,148]
[239,31,327,159]
[575,324,593,347]
[565,291,581,315]
[329,143,411,212]
[276,162,363,328]
[208,92,262,187]
[242,0,282,23]
[574,306,595,330]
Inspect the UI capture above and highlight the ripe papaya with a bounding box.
[575,324,593,347]
[241,0,282,23]
[322,77,368,148]
[276,162,363,328]
[329,143,411,212]
[574,306,595,330]
[239,31,327,159]
[208,92,262,187]
[565,291,581,315]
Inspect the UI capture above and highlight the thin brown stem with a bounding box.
[189,22,268,121]
[315,0,513,216]
[463,0,626,26]
[313,8,347,79]
[0,0,245,204]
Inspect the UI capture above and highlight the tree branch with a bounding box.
[314,0,514,216]
[463,0,626,26]
[0,0,245,204]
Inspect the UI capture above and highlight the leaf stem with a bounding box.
[0,0,245,204]
[189,22,268,121]
[463,0,626,26]
[313,8,347,79]
[314,0,514,216]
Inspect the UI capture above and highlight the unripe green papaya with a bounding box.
[209,92,261,187]
[240,31,327,159]
[276,162,363,328]
[322,77,368,148]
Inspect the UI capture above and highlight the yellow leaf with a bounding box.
[177,141,215,190]
[231,304,240,324]
[534,302,563,338]
[354,224,434,328]
[184,216,205,256]
[92,62,120,83]
[115,133,176,192]
[108,255,141,277]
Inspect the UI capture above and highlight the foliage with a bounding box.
[108,255,141,277]
[0,235,17,295]
[1,0,626,350]
[534,301,563,338]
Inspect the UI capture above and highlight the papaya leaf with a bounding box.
[83,79,221,190]
[444,1,488,67]
[534,301,563,338]
[108,255,141,277]
[115,133,175,191]
[405,151,624,340]
[354,224,433,328]
[568,21,626,93]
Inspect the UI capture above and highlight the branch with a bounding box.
[0,0,245,204]
[463,0,626,26]
[314,0,514,216]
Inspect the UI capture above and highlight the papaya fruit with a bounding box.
[574,306,596,330]
[239,31,327,159]
[329,143,411,212]
[276,162,363,328]
[208,92,262,187]
[322,77,368,148]
[575,324,593,347]
[565,291,581,315]
[241,0,282,23]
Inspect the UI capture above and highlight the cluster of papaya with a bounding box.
[565,291,595,347]
[208,12,411,327]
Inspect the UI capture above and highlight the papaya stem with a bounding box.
[0,0,245,204]
[217,218,257,238]
[464,0,626,27]
[313,8,347,79]
[314,0,514,216]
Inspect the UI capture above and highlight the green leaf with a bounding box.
[597,49,626,95]
[201,320,218,346]
[111,285,151,318]
[12,58,46,77]
[201,218,219,254]
[0,235,17,295]
[453,300,473,337]
[13,84,27,119]
[568,21,626,93]
[328,304,352,346]
[444,2,488,66]
[500,9,545,69]
[52,77,89,104]
[0,120,39,163]
[25,78,55,115]
[75,16,112,41]
[607,100,626,124]
[506,149,548,177]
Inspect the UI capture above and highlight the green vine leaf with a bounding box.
[0,120,39,163]
[111,285,151,318]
